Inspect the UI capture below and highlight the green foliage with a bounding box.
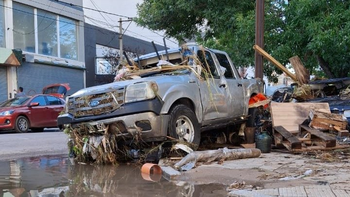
[136,0,350,79]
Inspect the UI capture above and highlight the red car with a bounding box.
[0,86,67,133]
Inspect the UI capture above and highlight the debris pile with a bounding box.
[270,102,350,153]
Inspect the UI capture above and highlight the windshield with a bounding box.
[0,97,30,107]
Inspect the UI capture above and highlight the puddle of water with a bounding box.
[0,155,227,197]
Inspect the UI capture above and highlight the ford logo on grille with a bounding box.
[89,100,100,107]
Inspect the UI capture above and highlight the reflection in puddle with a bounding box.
[0,155,227,196]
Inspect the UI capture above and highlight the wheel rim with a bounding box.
[175,115,195,143]
[18,118,28,132]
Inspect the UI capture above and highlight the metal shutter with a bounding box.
[17,62,84,96]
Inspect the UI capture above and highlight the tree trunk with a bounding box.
[174,148,261,170]
[317,55,335,78]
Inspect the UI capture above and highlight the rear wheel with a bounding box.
[168,104,200,150]
[15,116,29,133]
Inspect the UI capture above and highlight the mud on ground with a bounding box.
[170,149,350,191]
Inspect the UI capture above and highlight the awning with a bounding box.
[0,48,22,66]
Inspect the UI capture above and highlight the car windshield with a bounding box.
[0,97,30,107]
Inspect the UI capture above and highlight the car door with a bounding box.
[214,51,245,118]
[45,96,64,127]
[197,50,229,125]
[28,95,49,127]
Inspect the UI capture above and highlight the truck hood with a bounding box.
[71,74,191,98]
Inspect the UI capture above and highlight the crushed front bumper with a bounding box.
[59,112,170,141]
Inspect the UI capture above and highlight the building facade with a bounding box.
[0,0,173,103]
[0,0,85,102]
[84,23,167,87]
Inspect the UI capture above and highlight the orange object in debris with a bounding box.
[141,163,162,182]
[249,93,268,108]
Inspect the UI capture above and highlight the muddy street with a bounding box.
[1,131,350,196]
[0,155,227,197]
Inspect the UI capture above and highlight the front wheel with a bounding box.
[168,104,200,150]
[15,116,29,133]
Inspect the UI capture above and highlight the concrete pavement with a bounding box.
[162,151,350,197]
[0,129,69,160]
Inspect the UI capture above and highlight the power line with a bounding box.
[89,0,118,32]
[54,0,131,19]
[53,0,177,45]
[1,2,178,47]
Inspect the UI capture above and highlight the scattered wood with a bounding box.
[309,110,348,130]
[333,126,349,137]
[174,148,261,170]
[299,125,336,148]
[273,126,302,150]
[271,102,350,153]
[289,56,310,85]
[270,102,330,134]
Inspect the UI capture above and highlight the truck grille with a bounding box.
[68,89,124,118]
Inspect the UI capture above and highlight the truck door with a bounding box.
[214,52,245,118]
[197,50,229,123]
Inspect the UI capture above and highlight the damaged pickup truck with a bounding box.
[58,43,264,162]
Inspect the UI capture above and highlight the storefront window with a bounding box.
[13,3,35,53]
[12,2,79,60]
[38,10,57,56]
[0,0,5,47]
[60,16,77,60]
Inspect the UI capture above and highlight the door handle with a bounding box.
[238,83,242,87]
[219,84,226,88]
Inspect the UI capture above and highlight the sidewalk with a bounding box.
[229,185,350,197]
[161,151,350,197]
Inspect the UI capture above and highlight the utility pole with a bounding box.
[118,18,133,63]
[255,0,264,79]
[119,18,123,62]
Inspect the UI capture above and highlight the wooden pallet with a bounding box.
[273,124,350,152]
[270,102,350,152]
[270,102,331,134]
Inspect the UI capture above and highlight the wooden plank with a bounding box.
[270,102,330,133]
[273,126,302,150]
[334,126,349,137]
[309,110,348,130]
[292,144,350,153]
[289,55,310,85]
[253,45,297,81]
[299,125,336,147]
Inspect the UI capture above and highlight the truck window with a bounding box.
[215,53,234,79]
[197,50,219,78]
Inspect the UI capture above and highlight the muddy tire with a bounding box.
[168,104,200,149]
[15,116,29,133]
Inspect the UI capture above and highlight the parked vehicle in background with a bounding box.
[0,84,66,133]
[58,43,264,149]
[42,83,70,98]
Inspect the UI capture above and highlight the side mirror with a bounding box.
[30,102,40,107]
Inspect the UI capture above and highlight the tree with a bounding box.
[136,0,350,79]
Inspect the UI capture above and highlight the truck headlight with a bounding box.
[0,110,14,116]
[125,82,158,103]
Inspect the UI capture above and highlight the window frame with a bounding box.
[12,2,79,61]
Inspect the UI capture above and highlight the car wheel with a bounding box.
[168,104,200,150]
[15,116,29,133]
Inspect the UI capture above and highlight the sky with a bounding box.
[83,0,179,48]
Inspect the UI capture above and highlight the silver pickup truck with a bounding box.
[58,43,264,148]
